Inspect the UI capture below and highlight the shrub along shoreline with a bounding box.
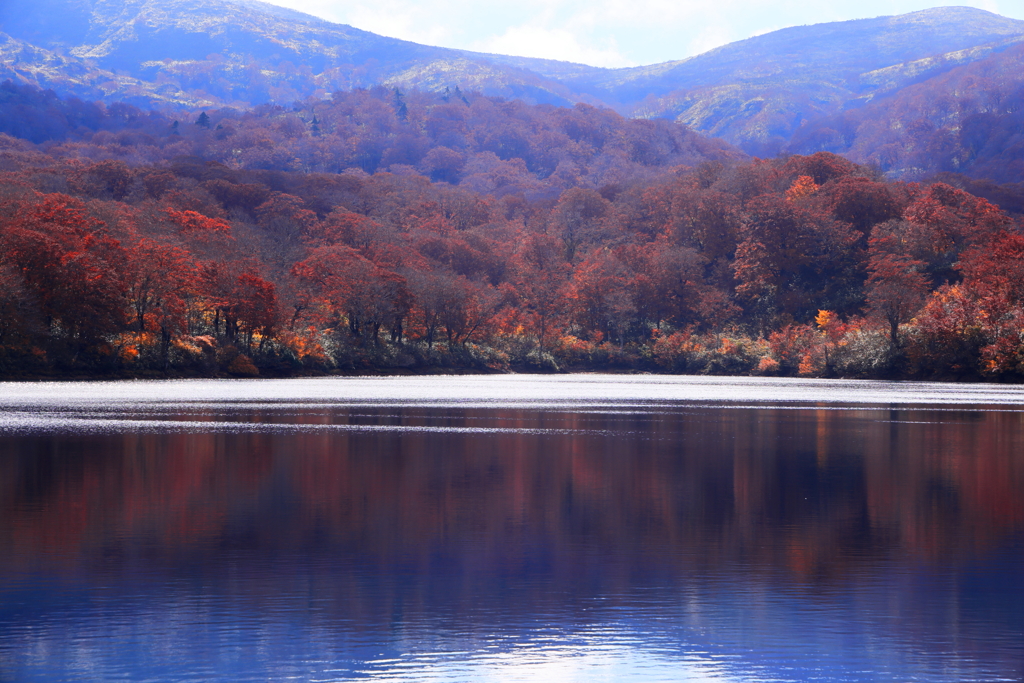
[2,322,1017,382]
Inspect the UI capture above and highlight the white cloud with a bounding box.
[686,26,734,57]
[474,25,631,67]
[344,1,457,46]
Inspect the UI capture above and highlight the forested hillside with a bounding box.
[615,7,1024,156]
[2,84,1023,381]
[786,41,1024,184]
[0,81,740,181]
[4,0,1024,181]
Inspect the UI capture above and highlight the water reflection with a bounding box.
[1,382,1022,681]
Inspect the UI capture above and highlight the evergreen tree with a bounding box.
[393,89,407,121]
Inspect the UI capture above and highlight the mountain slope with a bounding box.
[0,30,203,106]
[596,7,1024,99]
[785,41,1024,183]
[0,0,607,107]
[600,7,1024,154]
[3,0,1024,179]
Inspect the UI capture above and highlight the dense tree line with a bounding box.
[0,81,739,183]
[1,85,1023,380]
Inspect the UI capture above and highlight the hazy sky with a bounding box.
[262,0,1023,67]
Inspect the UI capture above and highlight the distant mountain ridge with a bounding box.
[784,40,1024,182]
[604,7,1024,154]
[0,0,608,108]
[2,1,1024,171]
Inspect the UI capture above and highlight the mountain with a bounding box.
[600,7,1024,155]
[2,1,1024,178]
[784,41,1024,182]
[0,0,607,108]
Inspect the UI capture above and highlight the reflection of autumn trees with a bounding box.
[2,407,1021,586]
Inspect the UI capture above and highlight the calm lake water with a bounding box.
[1,375,1022,682]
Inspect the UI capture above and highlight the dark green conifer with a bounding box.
[393,89,408,121]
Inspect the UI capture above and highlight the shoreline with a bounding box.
[0,365,1018,385]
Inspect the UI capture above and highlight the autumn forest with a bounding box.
[2,81,1024,381]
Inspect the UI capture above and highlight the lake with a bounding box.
[1,375,1022,681]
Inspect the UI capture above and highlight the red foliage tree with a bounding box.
[865,233,929,352]
[230,271,279,350]
[505,231,570,349]
[122,237,193,368]
[901,182,1013,284]
[2,193,126,352]
[548,188,614,263]
[565,248,637,344]
[733,194,860,328]
[292,245,408,345]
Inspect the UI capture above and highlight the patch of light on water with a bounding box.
[4,374,1024,434]
[351,641,740,682]
[0,413,615,436]
[3,374,1024,409]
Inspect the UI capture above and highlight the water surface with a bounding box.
[1,376,1022,681]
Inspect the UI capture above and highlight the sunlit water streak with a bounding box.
[3,574,1006,682]
[4,374,1024,410]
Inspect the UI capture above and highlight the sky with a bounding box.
[261,0,1024,68]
